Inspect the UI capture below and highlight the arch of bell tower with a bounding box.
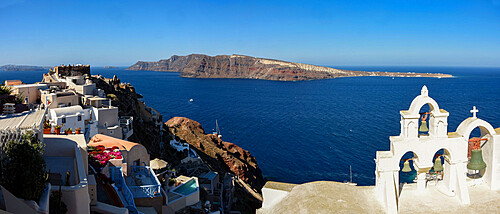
[400,86,449,139]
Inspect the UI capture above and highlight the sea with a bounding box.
[2,66,499,186]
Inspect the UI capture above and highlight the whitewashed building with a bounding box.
[92,105,122,139]
[41,89,80,109]
[10,83,48,104]
[375,86,500,213]
[48,105,92,134]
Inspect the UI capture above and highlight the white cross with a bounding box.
[470,106,478,118]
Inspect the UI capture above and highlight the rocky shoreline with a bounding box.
[94,75,265,212]
[127,54,453,81]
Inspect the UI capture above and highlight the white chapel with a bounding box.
[375,86,500,213]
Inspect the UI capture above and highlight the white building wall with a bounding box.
[261,188,289,211]
[375,86,500,213]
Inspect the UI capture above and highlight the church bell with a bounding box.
[419,121,428,132]
[467,149,487,171]
[433,156,444,172]
[402,160,411,173]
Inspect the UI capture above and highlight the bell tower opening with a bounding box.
[429,149,450,182]
[399,151,418,190]
[467,127,488,179]
[418,104,431,137]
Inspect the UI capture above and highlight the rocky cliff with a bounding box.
[91,75,186,166]
[166,117,266,193]
[127,54,453,81]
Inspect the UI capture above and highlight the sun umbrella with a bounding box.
[150,158,168,170]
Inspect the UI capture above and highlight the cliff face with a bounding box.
[91,75,183,165]
[127,54,453,81]
[166,117,266,192]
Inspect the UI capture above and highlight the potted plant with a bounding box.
[43,120,51,134]
[64,128,72,135]
[54,125,62,135]
[75,127,82,134]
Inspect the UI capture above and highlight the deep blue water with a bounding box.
[2,66,499,186]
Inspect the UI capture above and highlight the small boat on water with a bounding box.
[189,98,194,102]
[344,165,357,186]
[213,120,222,138]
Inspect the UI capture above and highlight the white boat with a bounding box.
[345,165,357,186]
[189,98,194,102]
[213,120,222,138]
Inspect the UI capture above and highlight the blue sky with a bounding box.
[1,0,499,67]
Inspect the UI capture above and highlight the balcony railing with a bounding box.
[109,167,139,214]
[129,165,162,198]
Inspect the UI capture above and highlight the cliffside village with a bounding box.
[0,65,237,214]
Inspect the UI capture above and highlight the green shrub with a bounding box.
[1,132,48,200]
[0,85,12,95]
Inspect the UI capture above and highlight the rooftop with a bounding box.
[88,97,107,101]
[259,181,383,214]
[11,83,48,89]
[51,105,84,117]
[89,134,140,151]
[4,80,23,86]
[0,110,45,130]
[261,180,500,214]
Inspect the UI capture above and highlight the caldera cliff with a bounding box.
[166,117,265,191]
[166,117,265,210]
[127,54,453,81]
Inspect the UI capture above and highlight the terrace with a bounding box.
[44,134,90,214]
[126,165,162,198]
[166,177,200,212]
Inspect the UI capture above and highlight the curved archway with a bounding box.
[456,118,496,140]
[408,95,441,116]
[399,151,418,184]
[456,118,496,184]
[394,149,424,170]
[430,148,451,182]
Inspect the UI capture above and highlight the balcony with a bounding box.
[126,166,162,198]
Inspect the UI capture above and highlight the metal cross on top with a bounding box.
[470,106,479,118]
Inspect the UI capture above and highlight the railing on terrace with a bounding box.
[109,167,139,214]
[129,165,162,198]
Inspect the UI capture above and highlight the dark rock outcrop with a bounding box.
[165,117,266,192]
[127,54,454,81]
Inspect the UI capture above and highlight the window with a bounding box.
[110,130,114,134]
[62,118,66,123]
[78,115,82,121]
[134,159,140,166]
